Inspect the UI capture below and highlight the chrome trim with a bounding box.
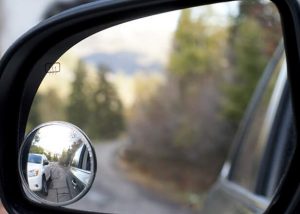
[219,177,270,211]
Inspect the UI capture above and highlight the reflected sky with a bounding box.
[33,125,80,155]
[70,2,238,67]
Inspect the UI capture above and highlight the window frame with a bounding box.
[226,42,285,181]
[226,50,290,196]
[71,145,84,168]
[215,47,289,204]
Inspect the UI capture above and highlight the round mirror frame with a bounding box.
[18,121,97,207]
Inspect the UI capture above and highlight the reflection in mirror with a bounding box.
[27,0,287,213]
[19,122,96,206]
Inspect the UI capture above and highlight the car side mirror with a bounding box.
[43,161,49,166]
[18,121,97,206]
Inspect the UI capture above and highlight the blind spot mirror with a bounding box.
[19,121,97,206]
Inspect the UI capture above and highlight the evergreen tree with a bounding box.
[170,9,228,74]
[89,65,124,139]
[40,88,65,121]
[67,60,90,130]
[45,152,53,161]
[223,1,281,125]
[224,18,266,122]
[53,154,59,162]
[168,8,228,94]
[59,149,69,166]
[128,8,230,158]
[29,145,44,154]
[27,93,42,131]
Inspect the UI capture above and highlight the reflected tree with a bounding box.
[29,145,45,154]
[58,139,82,166]
[67,60,90,130]
[126,2,281,195]
[223,1,282,126]
[27,94,42,131]
[45,152,53,161]
[89,65,124,140]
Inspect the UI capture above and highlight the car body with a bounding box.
[67,145,92,198]
[27,153,51,194]
[202,42,293,213]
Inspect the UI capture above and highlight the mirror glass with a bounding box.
[19,122,96,206]
[26,0,290,213]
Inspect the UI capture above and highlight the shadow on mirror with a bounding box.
[19,122,96,206]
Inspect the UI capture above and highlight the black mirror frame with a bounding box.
[0,0,299,213]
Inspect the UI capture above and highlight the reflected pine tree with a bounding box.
[88,65,124,140]
[67,60,90,131]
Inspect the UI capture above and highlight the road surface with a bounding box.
[67,140,196,214]
[39,163,72,203]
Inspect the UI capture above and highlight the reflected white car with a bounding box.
[27,153,51,195]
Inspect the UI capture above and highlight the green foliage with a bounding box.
[27,59,124,141]
[223,18,267,122]
[30,145,44,154]
[128,8,231,164]
[223,1,281,125]
[88,66,124,139]
[27,94,42,131]
[59,149,69,166]
[58,140,82,166]
[45,152,52,161]
[66,61,124,140]
[168,8,228,89]
[66,60,90,130]
[40,88,66,121]
[53,154,59,162]
[27,88,65,132]
[127,3,282,184]
[32,133,40,145]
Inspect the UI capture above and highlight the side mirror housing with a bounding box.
[43,160,49,166]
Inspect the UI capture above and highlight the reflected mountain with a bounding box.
[84,51,163,75]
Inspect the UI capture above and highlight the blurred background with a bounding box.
[0,0,282,213]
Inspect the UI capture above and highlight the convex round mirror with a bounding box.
[19,121,97,206]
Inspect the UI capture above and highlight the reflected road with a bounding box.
[39,163,72,203]
[67,140,196,214]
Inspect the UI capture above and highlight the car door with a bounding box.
[202,43,296,213]
[0,0,300,214]
[67,145,91,198]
